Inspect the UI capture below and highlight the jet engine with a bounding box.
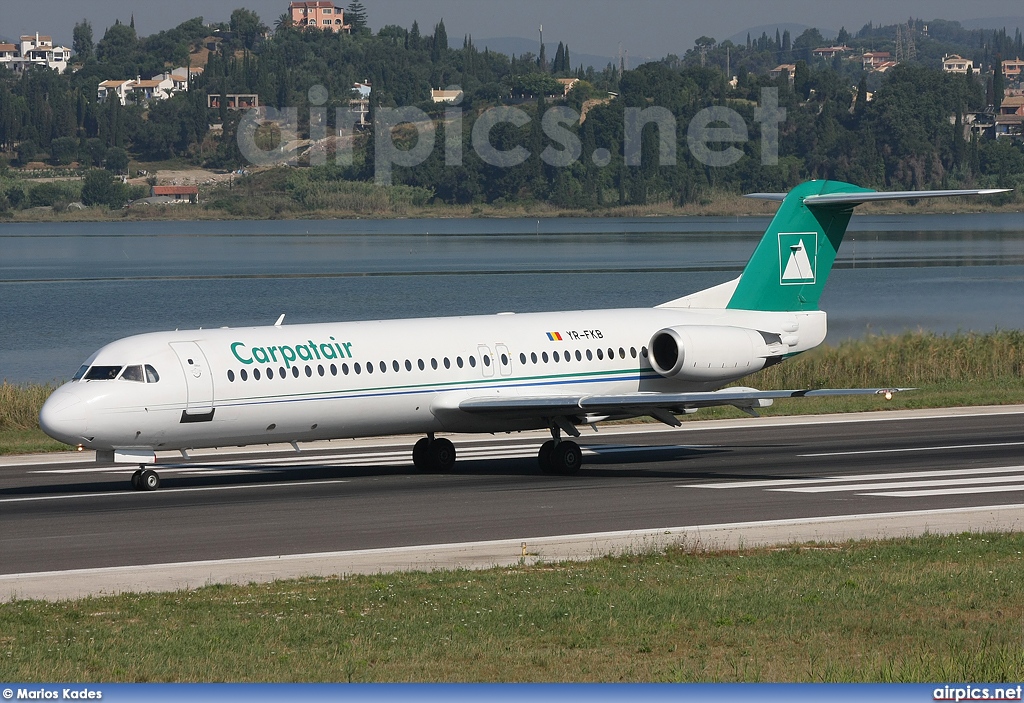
[648,325,783,382]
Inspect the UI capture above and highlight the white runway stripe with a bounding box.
[682,465,1024,490]
[801,440,1024,457]
[0,480,351,504]
[770,474,1024,493]
[866,484,1024,497]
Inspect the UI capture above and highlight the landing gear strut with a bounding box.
[131,466,161,491]
[538,424,582,475]
[412,433,457,472]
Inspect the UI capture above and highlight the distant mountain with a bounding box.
[960,16,1024,31]
[726,23,837,46]
[473,36,617,71]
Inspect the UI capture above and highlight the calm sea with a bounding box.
[2,214,1022,383]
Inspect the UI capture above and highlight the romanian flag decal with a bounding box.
[546,332,563,341]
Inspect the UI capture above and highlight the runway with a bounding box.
[2,405,1024,599]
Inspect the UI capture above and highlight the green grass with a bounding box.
[1,533,1023,681]
[3,331,1023,455]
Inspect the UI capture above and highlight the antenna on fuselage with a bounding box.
[274,314,285,327]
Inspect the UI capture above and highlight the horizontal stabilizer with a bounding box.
[745,188,1011,206]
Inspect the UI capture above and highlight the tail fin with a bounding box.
[724,180,1011,312]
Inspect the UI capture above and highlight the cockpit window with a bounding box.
[73,365,89,381]
[145,365,160,383]
[84,365,123,380]
[119,365,145,383]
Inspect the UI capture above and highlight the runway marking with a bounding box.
[0,479,350,504]
[770,474,1024,493]
[865,485,1024,497]
[682,465,1024,490]
[801,440,1024,457]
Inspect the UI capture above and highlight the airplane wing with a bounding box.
[458,387,907,426]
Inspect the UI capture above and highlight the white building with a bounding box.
[97,68,194,106]
[942,54,975,74]
[0,34,71,73]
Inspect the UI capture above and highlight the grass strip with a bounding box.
[1,532,1022,681]
[3,331,1022,455]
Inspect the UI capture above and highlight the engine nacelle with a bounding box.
[648,325,776,382]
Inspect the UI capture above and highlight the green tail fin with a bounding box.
[727,180,874,312]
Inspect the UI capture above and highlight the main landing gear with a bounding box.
[131,467,161,491]
[538,424,582,475]
[412,433,457,472]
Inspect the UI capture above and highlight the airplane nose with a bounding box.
[39,387,89,445]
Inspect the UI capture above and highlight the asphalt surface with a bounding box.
[2,407,1023,577]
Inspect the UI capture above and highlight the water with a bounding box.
[2,214,1022,383]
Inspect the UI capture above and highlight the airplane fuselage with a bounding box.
[40,306,825,453]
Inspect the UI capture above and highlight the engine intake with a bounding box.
[648,325,776,382]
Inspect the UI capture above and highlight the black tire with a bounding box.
[140,469,160,491]
[428,437,456,472]
[412,437,432,471]
[130,469,142,491]
[538,440,556,474]
[552,441,582,475]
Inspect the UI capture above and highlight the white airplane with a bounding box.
[39,180,1008,490]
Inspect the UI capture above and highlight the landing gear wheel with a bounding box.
[552,441,582,475]
[412,437,432,471]
[428,438,456,472]
[139,469,161,491]
[130,469,143,491]
[538,440,556,474]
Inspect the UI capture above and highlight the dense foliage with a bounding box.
[0,11,1022,212]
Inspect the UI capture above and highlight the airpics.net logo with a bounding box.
[778,232,817,285]
[234,86,787,185]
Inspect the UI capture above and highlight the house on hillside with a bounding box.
[1000,95,1024,116]
[97,79,134,105]
[862,52,891,70]
[1004,57,1024,83]
[995,114,1023,140]
[812,45,851,60]
[769,64,796,84]
[431,88,464,103]
[151,186,199,203]
[289,1,351,33]
[0,33,71,73]
[557,77,580,96]
[942,54,975,74]
[207,94,260,109]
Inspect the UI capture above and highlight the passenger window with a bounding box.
[542,352,548,363]
[292,366,300,378]
[575,350,582,361]
[630,347,637,358]
[267,368,275,380]
[443,357,451,369]
[519,353,526,364]
[331,364,338,376]
[305,365,312,377]
[531,352,538,364]
[431,358,438,370]
[483,355,491,367]
[366,362,374,375]
[418,359,425,371]
[641,347,648,357]
[607,348,614,359]
[393,360,400,372]
[318,364,325,377]
[119,365,145,382]
[597,349,604,360]
[228,370,235,382]
[85,366,122,381]
[457,357,464,368]
[279,366,286,378]
[253,368,261,381]
[241,369,248,381]
[380,361,387,373]
[553,351,560,362]
[501,353,509,365]
[586,350,593,361]
[354,363,361,374]
[619,347,626,359]
[342,363,349,375]
[469,356,476,367]
[73,364,89,381]
[405,360,412,371]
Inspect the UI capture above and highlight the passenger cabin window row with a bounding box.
[225,346,649,384]
[74,364,160,383]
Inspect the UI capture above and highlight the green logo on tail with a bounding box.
[779,233,817,285]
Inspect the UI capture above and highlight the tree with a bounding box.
[73,20,94,61]
[345,2,368,33]
[230,8,267,50]
[837,26,851,44]
[105,146,129,173]
[16,140,38,166]
[432,19,448,62]
[993,54,1004,109]
[274,13,293,31]
[50,137,79,165]
[81,169,127,208]
[96,21,139,68]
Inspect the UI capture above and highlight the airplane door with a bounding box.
[477,344,494,377]
[170,341,214,415]
[495,344,513,377]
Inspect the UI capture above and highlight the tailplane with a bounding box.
[660,180,1010,312]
